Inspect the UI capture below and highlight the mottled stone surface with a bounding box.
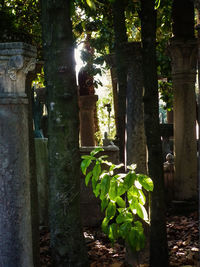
[79,95,98,146]
[35,138,49,226]
[0,42,36,267]
[169,39,197,200]
[0,102,33,267]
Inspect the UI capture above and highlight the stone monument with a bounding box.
[169,39,198,200]
[78,67,98,146]
[0,42,36,266]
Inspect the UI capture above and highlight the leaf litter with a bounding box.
[40,211,199,266]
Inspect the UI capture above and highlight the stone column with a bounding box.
[0,42,36,266]
[79,95,98,146]
[169,39,197,200]
[105,54,119,131]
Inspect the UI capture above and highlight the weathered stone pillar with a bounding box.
[0,42,36,266]
[105,54,119,131]
[169,39,197,200]
[79,95,98,146]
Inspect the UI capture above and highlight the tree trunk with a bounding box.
[41,0,88,266]
[112,0,128,163]
[141,1,169,266]
[126,42,147,174]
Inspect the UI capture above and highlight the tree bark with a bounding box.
[126,42,147,174]
[112,0,128,163]
[141,1,169,266]
[41,0,88,266]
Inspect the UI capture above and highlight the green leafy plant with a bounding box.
[81,147,154,252]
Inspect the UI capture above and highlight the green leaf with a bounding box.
[119,222,132,239]
[138,190,146,205]
[116,210,133,224]
[86,0,96,10]
[116,196,126,208]
[92,163,101,181]
[128,224,145,251]
[100,174,110,196]
[99,155,108,160]
[94,183,101,197]
[108,179,118,201]
[106,202,116,219]
[133,221,145,250]
[108,223,118,243]
[102,217,109,234]
[113,163,124,171]
[128,186,139,198]
[134,180,142,189]
[85,171,92,186]
[117,182,126,196]
[90,147,103,156]
[134,221,143,232]
[92,175,98,192]
[81,155,92,160]
[127,164,137,171]
[128,227,137,251]
[129,198,138,215]
[135,202,148,221]
[102,160,113,167]
[81,159,91,175]
[124,172,136,189]
[101,197,109,211]
[137,175,154,191]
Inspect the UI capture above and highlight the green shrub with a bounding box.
[81,147,153,252]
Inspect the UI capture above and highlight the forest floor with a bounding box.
[40,211,199,267]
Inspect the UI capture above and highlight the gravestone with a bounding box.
[0,42,36,266]
[169,39,198,201]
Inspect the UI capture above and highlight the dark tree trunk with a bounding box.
[140,1,169,266]
[126,42,148,266]
[112,0,128,163]
[126,42,147,174]
[41,0,88,266]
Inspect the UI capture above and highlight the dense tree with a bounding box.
[0,0,42,56]
[41,0,88,265]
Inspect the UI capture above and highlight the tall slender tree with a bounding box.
[41,0,88,265]
[112,0,128,163]
[141,0,169,266]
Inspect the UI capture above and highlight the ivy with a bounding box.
[81,147,154,251]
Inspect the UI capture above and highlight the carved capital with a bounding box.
[168,39,197,76]
[23,58,36,74]
[7,55,23,80]
[0,42,37,96]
